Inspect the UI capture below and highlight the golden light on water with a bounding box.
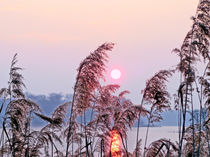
[110,130,122,157]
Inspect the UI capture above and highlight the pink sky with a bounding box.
[0,0,199,103]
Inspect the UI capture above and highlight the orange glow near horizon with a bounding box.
[110,130,122,157]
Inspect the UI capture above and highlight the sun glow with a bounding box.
[111,69,121,80]
[110,130,122,157]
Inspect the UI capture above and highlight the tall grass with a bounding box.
[0,0,209,156]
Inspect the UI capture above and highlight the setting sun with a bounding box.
[111,69,122,80]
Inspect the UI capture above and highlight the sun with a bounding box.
[111,69,121,80]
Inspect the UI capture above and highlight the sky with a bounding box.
[0,0,199,104]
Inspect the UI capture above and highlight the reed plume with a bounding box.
[65,43,114,156]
